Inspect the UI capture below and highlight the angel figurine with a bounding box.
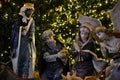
[94,25,120,80]
[92,0,120,80]
[93,1,120,80]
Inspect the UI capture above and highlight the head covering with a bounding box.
[42,29,55,40]
[19,3,34,23]
[80,22,92,32]
[19,3,34,17]
[76,22,92,46]
[78,15,102,30]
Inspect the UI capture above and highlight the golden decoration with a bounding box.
[60,48,69,56]
[23,3,34,7]
[0,2,2,8]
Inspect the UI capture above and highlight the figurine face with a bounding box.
[25,9,33,17]
[79,27,90,40]
[96,31,106,41]
[45,35,56,49]
[45,35,54,43]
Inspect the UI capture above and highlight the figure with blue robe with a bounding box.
[11,3,36,79]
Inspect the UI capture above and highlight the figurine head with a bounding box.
[42,29,55,41]
[93,26,112,41]
[78,22,92,42]
[42,29,56,48]
[19,3,34,18]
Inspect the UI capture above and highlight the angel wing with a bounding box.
[110,0,120,33]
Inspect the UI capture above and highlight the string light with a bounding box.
[105,0,108,4]
[96,48,100,51]
[4,13,8,19]
[4,51,7,53]
[1,53,3,57]
[98,3,102,6]
[101,10,106,15]
[12,2,15,6]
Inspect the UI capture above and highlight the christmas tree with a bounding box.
[0,0,117,63]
